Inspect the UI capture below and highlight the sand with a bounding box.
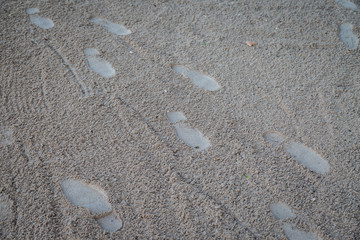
[0,0,359,239]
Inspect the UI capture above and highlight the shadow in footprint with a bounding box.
[91,17,131,36]
[84,48,115,78]
[172,65,220,91]
[61,179,122,232]
[167,112,210,151]
[263,131,330,174]
[26,8,54,29]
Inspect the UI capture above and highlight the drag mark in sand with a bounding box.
[172,65,220,91]
[167,112,210,151]
[84,48,115,78]
[270,203,295,220]
[61,179,122,232]
[339,23,359,50]
[46,44,87,97]
[91,17,131,36]
[263,131,330,174]
[334,0,359,11]
[283,224,321,240]
[26,8,54,29]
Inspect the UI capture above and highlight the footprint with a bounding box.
[0,126,13,146]
[339,23,359,50]
[283,224,321,240]
[270,203,295,220]
[84,48,115,78]
[0,195,14,223]
[26,8,54,29]
[61,179,122,232]
[91,17,131,36]
[263,131,285,147]
[167,112,210,151]
[167,111,187,123]
[270,204,322,240]
[174,124,211,151]
[334,0,359,12]
[263,131,330,174]
[172,65,220,91]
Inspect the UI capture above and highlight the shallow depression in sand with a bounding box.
[334,0,359,11]
[263,131,285,147]
[0,195,13,222]
[84,48,100,56]
[174,123,210,151]
[172,65,220,91]
[339,23,359,50]
[167,112,187,123]
[61,179,112,214]
[27,8,54,29]
[61,179,122,232]
[29,15,54,29]
[284,142,330,174]
[0,126,13,146]
[263,132,330,174]
[91,17,131,36]
[270,203,295,220]
[26,8,40,14]
[84,48,115,78]
[283,224,320,240]
[97,213,122,233]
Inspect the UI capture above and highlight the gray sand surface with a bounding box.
[1,0,359,239]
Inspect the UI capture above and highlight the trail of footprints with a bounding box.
[21,4,343,237]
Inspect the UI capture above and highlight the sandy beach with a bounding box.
[1,0,359,239]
